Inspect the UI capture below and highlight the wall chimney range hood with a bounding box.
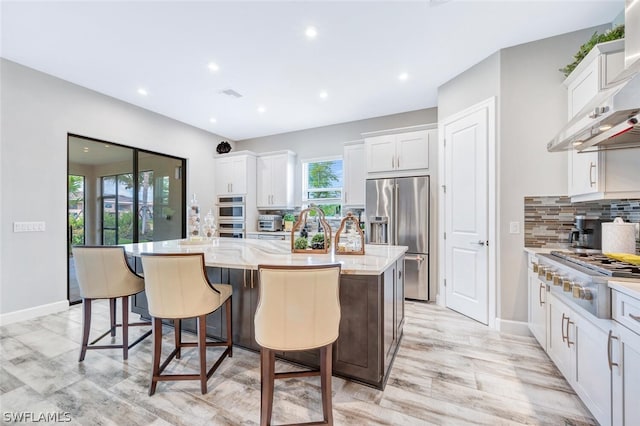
[548,0,640,153]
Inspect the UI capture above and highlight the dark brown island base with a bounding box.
[123,239,406,390]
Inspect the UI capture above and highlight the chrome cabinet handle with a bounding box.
[397,156,400,169]
[243,269,247,288]
[589,162,596,187]
[566,317,574,348]
[561,314,568,343]
[607,330,619,371]
[539,283,545,306]
[251,269,255,289]
[630,313,640,323]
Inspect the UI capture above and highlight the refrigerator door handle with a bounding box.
[405,255,424,263]
[394,183,399,245]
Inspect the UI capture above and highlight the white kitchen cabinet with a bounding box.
[568,150,600,198]
[527,254,546,350]
[547,292,611,426]
[611,288,640,425]
[364,129,435,175]
[256,151,296,209]
[343,141,365,206]
[564,39,624,120]
[215,152,256,195]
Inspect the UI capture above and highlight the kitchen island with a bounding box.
[122,238,407,389]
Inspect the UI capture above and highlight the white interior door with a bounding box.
[443,104,489,324]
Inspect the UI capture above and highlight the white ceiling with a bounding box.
[1,1,624,141]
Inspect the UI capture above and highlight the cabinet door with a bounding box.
[365,135,396,173]
[395,258,404,335]
[547,293,574,380]
[574,317,611,426]
[229,156,247,194]
[568,150,599,197]
[256,156,271,208]
[612,324,640,426]
[528,269,546,350]
[269,154,290,207]
[343,143,365,206]
[215,157,232,195]
[396,130,429,171]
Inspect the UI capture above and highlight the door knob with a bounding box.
[470,240,486,246]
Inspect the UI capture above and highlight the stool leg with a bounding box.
[260,348,275,426]
[122,296,129,360]
[149,317,162,396]
[226,298,233,358]
[109,298,117,337]
[174,319,181,359]
[198,315,207,394]
[320,344,334,425]
[79,298,92,362]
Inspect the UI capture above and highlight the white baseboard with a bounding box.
[0,300,69,326]
[496,318,531,336]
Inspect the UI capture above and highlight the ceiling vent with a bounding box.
[220,89,243,98]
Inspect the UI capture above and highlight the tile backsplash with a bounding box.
[524,196,640,252]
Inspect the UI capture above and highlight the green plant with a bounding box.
[284,213,295,222]
[560,25,624,77]
[311,233,325,243]
[294,237,308,250]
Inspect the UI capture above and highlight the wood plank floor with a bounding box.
[0,301,595,425]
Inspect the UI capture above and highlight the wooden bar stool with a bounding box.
[72,246,152,362]
[255,264,341,426]
[140,253,232,395]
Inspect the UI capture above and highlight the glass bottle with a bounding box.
[203,209,216,238]
[188,193,201,239]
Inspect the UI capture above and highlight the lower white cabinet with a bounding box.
[527,255,546,349]
[547,292,611,426]
[611,289,640,425]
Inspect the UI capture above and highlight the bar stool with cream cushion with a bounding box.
[140,252,232,395]
[72,246,152,362]
[255,264,341,426]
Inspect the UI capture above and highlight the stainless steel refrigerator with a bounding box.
[365,176,429,301]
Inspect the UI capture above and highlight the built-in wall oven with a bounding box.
[217,195,245,238]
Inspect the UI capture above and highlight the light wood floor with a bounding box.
[0,301,595,425]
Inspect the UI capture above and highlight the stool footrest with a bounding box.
[275,370,320,380]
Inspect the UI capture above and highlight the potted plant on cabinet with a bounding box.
[283,213,295,231]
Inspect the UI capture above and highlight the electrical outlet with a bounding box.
[509,221,520,234]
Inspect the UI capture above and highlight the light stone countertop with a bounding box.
[121,238,407,275]
[609,279,640,300]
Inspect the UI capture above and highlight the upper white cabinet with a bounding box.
[343,141,365,207]
[256,150,296,209]
[215,151,256,195]
[565,39,624,120]
[364,128,435,176]
[564,40,640,201]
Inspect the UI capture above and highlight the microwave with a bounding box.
[218,221,244,238]
[217,195,245,221]
[258,215,283,232]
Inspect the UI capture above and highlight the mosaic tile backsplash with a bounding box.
[524,197,640,253]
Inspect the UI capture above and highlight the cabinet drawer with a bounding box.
[613,290,640,335]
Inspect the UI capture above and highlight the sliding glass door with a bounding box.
[67,135,186,304]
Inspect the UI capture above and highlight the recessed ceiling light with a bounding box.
[573,141,584,146]
[209,117,217,124]
[599,124,613,131]
[257,106,266,113]
[319,91,328,99]
[305,26,318,39]
[208,62,219,72]
[137,88,148,96]
[398,72,409,81]
[83,147,89,152]
[104,144,110,148]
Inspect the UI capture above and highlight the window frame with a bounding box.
[301,155,344,204]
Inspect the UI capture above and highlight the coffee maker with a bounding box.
[569,215,602,250]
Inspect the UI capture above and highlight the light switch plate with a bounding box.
[13,221,46,232]
[509,221,520,234]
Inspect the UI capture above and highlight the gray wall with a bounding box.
[0,59,225,316]
[238,108,438,206]
[437,24,610,324]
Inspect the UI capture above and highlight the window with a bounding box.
[302,156,343,217]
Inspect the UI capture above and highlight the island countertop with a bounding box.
[121,238,407,275]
